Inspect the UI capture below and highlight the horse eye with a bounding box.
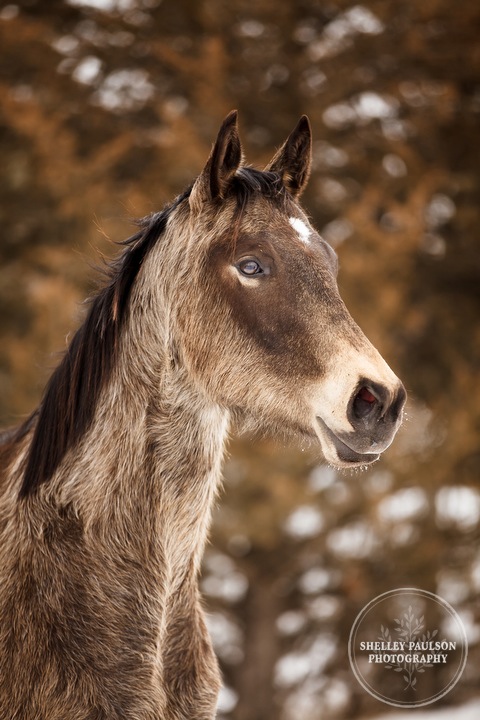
[238,259,263,276]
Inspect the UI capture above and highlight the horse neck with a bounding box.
[39,322,230,577]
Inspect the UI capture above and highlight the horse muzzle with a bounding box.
[315,380,407,468]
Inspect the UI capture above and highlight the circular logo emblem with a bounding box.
[348,588,468,708]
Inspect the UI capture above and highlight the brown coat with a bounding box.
[0,112,405,719]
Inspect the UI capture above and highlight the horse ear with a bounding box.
[190,110,243,209]
[264,115,312,198]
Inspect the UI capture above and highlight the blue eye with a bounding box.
[238,259,263,276]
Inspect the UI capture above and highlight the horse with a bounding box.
[0,111,406,719]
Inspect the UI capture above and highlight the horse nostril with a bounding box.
[352,386,378,420]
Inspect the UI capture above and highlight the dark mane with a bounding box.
[18,169,285,498]
[230,167,286,207]
[19,190,190,497]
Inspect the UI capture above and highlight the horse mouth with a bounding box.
[315,417,380,468]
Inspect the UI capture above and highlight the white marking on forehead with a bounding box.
[289,216,311,244]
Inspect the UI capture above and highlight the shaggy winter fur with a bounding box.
[0,112,405,719]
